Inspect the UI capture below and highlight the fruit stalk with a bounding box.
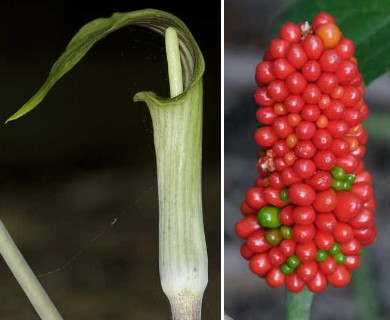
[286,288,313,320]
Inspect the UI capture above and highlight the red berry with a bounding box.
[286,273,305,293]
[316,72,338,94]
[293,224,316,243]
[273,58,295,79]
[313,188,337,212]
[312,129,333,150]
[315,231,335,250]
[245,187,267,210]
[319,49,341,72]
[302,84,321,104]
[269,39,291,59]
[254,87,274,106]
[287,44,308,69]
[288,183,316,206]
[286,72,307,94]
[351,184,374,202]
[279,205,294,225]
[337,60,358,85]
[323,100,345,120]
[235,215,261,239]
[281,167,302,186]
[327,120,348,139]
[302,35,325,59]
[297,261,318,282]
[305,170,332,191]
[293,206,316,225]
[240,243,254,260]
[301,104,321,122]
[335,38,355,59]
[344,255,361,270]
[327,265,351,287]
[266,267,286,287]
[336,154,359,173]
[284,95,305,113]
[247,230,272,253]
[249,253,273,277]
[296,121,317,140]
[319,256,337,275]
[308,272,327,293]
[267,80,289,102]
[268,247,286,266]
[315,212,337,233]
[341,86,361,107]
[279,22,301,43]
[293,159,316,179]
[294,141,317,158]
[256,107,277,125]
[343,108,362,126]
[341,239,361,255]
[255,61,277,85]
[255,126,278,148]
[313,12,336,30]
[272,116,293,138]
[301,60,321,81]
[334,191,362,222]
[296,241,317,262]
[272,140,289,157]
[348,208,374,229]
[333,222,353,243]
[240,201,256,215]
[330,139,349,156]
[313,150,336,171]
[280,239,296,256]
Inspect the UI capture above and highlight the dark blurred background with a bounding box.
[225,1,390,319]
[0,1,220,319]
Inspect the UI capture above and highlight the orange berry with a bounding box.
[316,115,328,128]
[315,23,342,48]
[286,134,298,148]
[274,103,287,115]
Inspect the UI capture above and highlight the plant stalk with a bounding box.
[0,219,63,320]
[135,27,207,320]
[286,287,314,320]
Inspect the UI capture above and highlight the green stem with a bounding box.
[353,251,381,320]
[286,288,314,320]
[0,219,63,320]
[165,27,183,97]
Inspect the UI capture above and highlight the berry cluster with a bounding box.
[235,12,376,293]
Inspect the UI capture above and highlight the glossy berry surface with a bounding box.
[238,11,376,293]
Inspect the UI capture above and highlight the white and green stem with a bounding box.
[0,219,63,320]
[135,27,208,319]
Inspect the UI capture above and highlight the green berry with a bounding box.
[315,249,328,262]
[331,165,346,180]
[257,206,281,228]
[345,174,355,183]
[334,252,347,264]
[328,242,341,256]
[341,180,352,191]
[332,179,344,191]
[265,229,282,246]
[280,188,290,203]
[286,255,301,269]
[281,263,294,275]
[280,225,293,239]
